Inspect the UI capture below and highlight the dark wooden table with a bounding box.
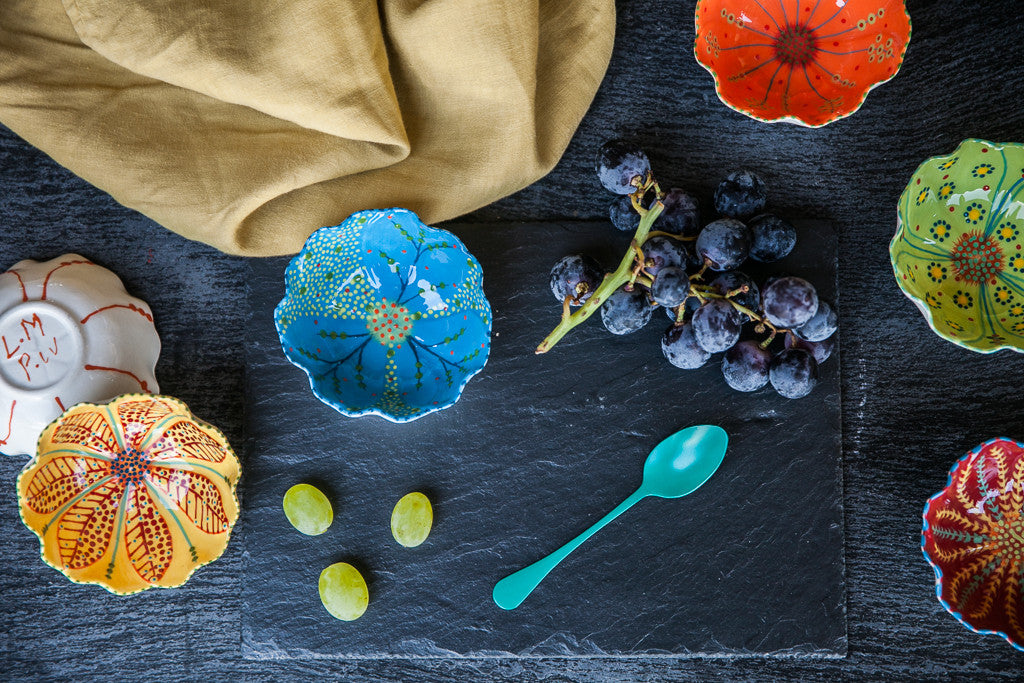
[3,0,1024,679]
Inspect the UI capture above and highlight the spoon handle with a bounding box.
[492,488,646,610]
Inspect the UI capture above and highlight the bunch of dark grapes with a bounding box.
[539,140,838,400]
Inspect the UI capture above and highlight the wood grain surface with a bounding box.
[3,0,1024,679]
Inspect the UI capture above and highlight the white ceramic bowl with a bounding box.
[0,254,160,456]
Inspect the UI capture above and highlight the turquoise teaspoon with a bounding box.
[492,424,728,610]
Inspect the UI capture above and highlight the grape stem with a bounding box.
[759,322,783,349]
[694,288,785,339]
[560,295,573,323]
[689,260,710,281]
[536,201,665,354]
[627,241,647,288]
[671,284,788,348]
[647,230,696,242]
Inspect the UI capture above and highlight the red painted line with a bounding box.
[41,259,94,300]
[54,396,66,412]
[2,270,28,302]
[0,400,14,445]
[80,303,153,325]
[83,365,150,392]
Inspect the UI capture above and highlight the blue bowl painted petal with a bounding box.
[274,209,492,422]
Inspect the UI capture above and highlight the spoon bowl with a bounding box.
[642,424,728,499]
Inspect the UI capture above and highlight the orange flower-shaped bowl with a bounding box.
[694,0,911,127]
[923,438,1024,651]
[17,394,240,594]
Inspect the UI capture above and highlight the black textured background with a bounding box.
[241,221,840,659]
[3,0,1024,679]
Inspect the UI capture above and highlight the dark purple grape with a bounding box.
[641,236,688,278]
[722,341,771,392]
[748,214,797,263]
[653,188,700,237]
[692,299,742,353]
[665,296,701,322]
[794,299,837,342]
[681,242,703,271]
[596,140,651,195]
[714,170,767,219]
[785,333,835,364]
[685,296,701,318]
[769,348,818,399]
[762,276,819,328]
[550,254,603,306]
[651,266,690,308]
[696,218,751,271]
[600,285,655,334]
[710,271,759,315]
[760,274,781,298]
[662,323,711,369]
[609,195,641,232]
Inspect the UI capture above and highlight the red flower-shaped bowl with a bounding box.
[923,437,1024,651]
[694,0,911,127]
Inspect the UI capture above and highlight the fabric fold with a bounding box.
[0,0,614,256]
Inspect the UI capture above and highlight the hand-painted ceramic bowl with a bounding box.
[275,209,492,422]
[17,394,240,594]
[0,255,160,456]
[891,140,1024,353]
[694,0,911,127]
[923,437,1024,651]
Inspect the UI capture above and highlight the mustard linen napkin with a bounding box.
[0,0,613,256]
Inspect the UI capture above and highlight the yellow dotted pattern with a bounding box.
[719,8,745,26]
[705,33,721,58]
[365,299,413,346]
[856,8,887,32]
[892,140,1024,351]
[867,33,897,63]
[276,209,491,420]
[278,211,489,329]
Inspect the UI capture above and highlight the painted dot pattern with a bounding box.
[23,455,109,515]
[16,394,241,594]
[275,209,492,422]
[123,484,173,583]
[110,447,152,486]
[365,299,414,346]
[695,0,911,127]
[950,233,1004,285]
[892,139,1024,351]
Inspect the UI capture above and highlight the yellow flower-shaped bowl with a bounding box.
[17,394,240,594]
[891,139,1024,353]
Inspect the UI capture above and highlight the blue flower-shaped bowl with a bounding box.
[275,209,492,422]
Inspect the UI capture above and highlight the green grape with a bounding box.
[318,562,368,621]
[282,483,333,536]
[391,492,433,548]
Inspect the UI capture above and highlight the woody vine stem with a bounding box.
[535,174,787,354]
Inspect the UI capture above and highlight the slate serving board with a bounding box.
[241,219,843,659]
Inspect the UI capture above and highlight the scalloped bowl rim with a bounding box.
[692,0,913,128]
[16,392,241,595]
[890,138,1024,354]
[921,436,1024,651]
[275,214,492,423]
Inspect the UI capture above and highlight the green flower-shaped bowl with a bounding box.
[891,139,1024,353]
